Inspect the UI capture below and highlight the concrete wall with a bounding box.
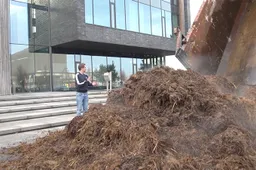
[0,0,11,95]
[77,24,176,53]
[50,0,78,46]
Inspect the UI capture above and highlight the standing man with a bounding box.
[75,63,92,116]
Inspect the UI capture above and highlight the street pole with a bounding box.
[0,0,11,95]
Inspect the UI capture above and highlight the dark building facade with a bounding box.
[8,0,190,94]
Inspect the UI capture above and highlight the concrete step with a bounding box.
[0,91,107,101]
[0,126,65,148]
[0,114,74,136]
[0,98,106,114]
[0,94,107,107]
[0,107,76,123]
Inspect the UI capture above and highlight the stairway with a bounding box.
[0,91,107,147]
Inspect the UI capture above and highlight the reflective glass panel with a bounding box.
[107,57,121,87]
[94,0,110,27]
[14,0,31,2]
[140,0,150,5]
[92,56,107,86]
[151,7,162,36]
[151,0,160,8]
[52,54,75,91]
[81,55,92,78]
[165,11,172,37]
[139,3,151,34]
[11,44,51,93]
[85,0,93,24]
[10,1,29,44]
[126,0,139,32]
[110,3,115,28]
[172,14,178,29]
[161,1,171,11]
[116,0,126,29]
[34,46,51,92]
[121,58,133,82]
[137,58,144,71]
[32,0,50,46]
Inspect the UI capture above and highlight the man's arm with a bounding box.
[88,81,93,86]
[86,75,93,86]
[76,73,85,86]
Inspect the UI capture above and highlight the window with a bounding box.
[52,54,75,91]
[157,57,162,66]
[162,10,172,37]
[151,0,160,8]
[126,0,139,32]
[74,55,80,62]
[161,1,171,11]
[14,0,31,2]
[137,59,144,71]
[121,58,133,81]
[85,0,93,24]
[81,55,92,78]
[94,0,110,27]
[139,3,151,34]
[165,11,172,37]
[162,12,166,37]
[32,0,50,46]
[172,14,178,29]
[110,3,116,28]
[82,0,172,38]
[140,0,150,5]
[92,56,107,86]
[10,1,29,44]
[66,55,75,73]
[151,7,162,36]
[116,0,126,29]
[107,57,121,87]
[34,46,51,92]
[11,44,51,93]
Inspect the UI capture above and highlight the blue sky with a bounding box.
[190,0,204,24]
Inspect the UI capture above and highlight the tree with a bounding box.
[120,70,127,82]
[107,63,118,82]
[16,65,28,92]
[94,64,119,84]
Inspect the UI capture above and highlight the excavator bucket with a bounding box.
[176,0,256,85]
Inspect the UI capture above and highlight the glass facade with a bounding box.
[85,0,174,38]
[10,0,51,93]
[9,0,178,93]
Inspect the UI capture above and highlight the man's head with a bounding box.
[78,63,86,73]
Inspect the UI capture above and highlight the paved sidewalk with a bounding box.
[0,127,64,148]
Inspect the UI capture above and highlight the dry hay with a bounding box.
[1,67,256,170]
[237,85,256,101]
[206,75,256,100]
[206,75,237,94]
